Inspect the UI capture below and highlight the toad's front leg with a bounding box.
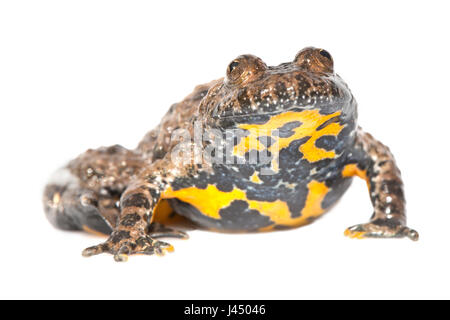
[343,128,418,241]
[82,178,173,262]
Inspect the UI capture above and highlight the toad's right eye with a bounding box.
[228,60,240,73]
[225,55,267,86]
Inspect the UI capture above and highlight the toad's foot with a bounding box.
[82,231,174,262]
[146,222,189,239]
[344,220,419,241]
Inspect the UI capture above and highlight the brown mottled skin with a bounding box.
[43,47,418,262]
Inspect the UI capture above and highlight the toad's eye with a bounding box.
[294,47,334,74]
[319,49,332,60]
[226,59,245,84]
[226,55,267,85]
[228,60,240,73]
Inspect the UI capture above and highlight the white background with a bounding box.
[1,0,449,299]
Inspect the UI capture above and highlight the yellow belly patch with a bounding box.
[342,163,369,188]
[164,185,291,222]
[163,180,329,229]
[233,110,343,163]
[152,199,174,223]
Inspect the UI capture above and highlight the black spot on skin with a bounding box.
[168,198,273,231]
[170,171,209,190]
[286,183,309,218]
[110,230,130,243]
[276,121,302,138]
[244,149,273,167]
[121,193,150,210]
[218,200,273,231]
[316,115,340,131]
[120,213,141,227]
[210,167,235,192]
[322,176,353,209]
[244,184,286,203]
[315,135,337,151]
[278,136,310,169]
[215,179,234,192]
[236,164,255,179]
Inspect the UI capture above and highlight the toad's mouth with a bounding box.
[210,94,351,122]
[211,104,318,121]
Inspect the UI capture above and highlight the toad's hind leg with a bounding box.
[43,170,187,239]
[43,170,118,235]
[82,173,175,262]
[343,128,418,241]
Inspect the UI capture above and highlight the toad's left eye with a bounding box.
[319,49,332,60]
[294,47,334,73]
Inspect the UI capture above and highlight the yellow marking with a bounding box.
[164,185,290,221]
[250,172,263,184]
[164,185,235,219]
[342,164,369,188]
[258,225,276,232]
[344,229,366,239]
[233,110,344,163]
[300,180,329,221]
[134,244,174,257]
[165,245,175,253]
[82,225,108,237]
[152,199,174,223]
[163,180,330,228]
[153,199,193,227]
